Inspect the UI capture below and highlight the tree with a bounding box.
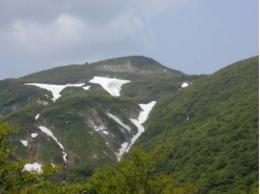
[0,124,32,193]
[0,124,60,194]
[86,148,177,194]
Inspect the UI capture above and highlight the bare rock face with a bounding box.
[37,100,49,106]
[96,61,139,73]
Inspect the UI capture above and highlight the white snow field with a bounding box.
[25,83,85,102]
[83,85,91,90]
[116,101,157,160]
[181,82,189,88]
[116,142,129,160]
[35,113,40,120]
[38,126,68,163]
[106,113,131,132]
[23,162,42,174]
[20,139,28,147]
[102,130,109,135]
[31,133,38,138]
[127,101,157,152]
[89,76,130,97]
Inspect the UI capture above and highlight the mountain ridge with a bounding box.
[20,56,184,84]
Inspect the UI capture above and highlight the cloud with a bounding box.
[10,14,86,52]
[2,12,152,57]
[0,0,189,78]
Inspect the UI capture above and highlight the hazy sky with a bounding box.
[0,0,258,79]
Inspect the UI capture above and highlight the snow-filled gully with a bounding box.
[22,127,67,173]
[38,126,68,163]
[35,113,40,120]
[116,101,157,161]
[106,113,131,132]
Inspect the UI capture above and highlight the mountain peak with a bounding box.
[89,55,179,74]
[21,55,183,83]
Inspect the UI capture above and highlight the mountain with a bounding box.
[21,56,183,84]
[0,56,198,181]
[0,55,258,194]
[136,56,259,193]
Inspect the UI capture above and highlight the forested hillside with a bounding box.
[0,56,258,194]
[137,56,259,194]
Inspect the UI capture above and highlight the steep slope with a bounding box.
[135,57,258,193]
[0,56,198,181]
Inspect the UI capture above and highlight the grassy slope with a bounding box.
[0,56,199,181]
[0,79,47,116]
[1,91,140,180]
[136,57,258,194]
[20,56,183,84]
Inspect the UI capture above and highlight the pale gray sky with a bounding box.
[0,0,258,79]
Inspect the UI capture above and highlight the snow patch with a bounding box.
[23,162,42,174]
[25,83,85,102]
[181,82,189,88]
[20,139,28,147]
[127,101,157,152]
[106,113,131,132]
[31,133,38,138]
[89,121,106,132]
[116,101,157,161]
[38,126,67,163]
[102,130,109,135]
[83,85,91,90]
[138,101,157,124]
[116,142,129,161]
[35,113,40,120]
[62,151,68,163]
[89,76,130,97]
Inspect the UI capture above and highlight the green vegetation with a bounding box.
[85,148,197,194]
[20,56,184,84]
[1,124,192,194]
[0,56,194,180]
[0,79,46,116]
[0,56,258,193]
[137,56,259,194]
[0,124,59,193]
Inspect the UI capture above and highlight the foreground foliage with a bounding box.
[1,124,196,194]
